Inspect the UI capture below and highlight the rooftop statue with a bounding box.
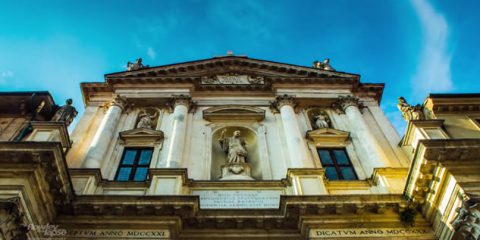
[51,99,78,127]
[218,129,248,164]
[127,58,149,71]
[397,97,424,122]
[312,58,335,71]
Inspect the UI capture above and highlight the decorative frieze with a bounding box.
[0,197,28,240]
[201,75,264,85]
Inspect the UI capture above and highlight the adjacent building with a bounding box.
[0,55,478,239]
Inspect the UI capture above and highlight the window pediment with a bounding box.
[203,106,265,121]
[306,128,350,145]
[119,128,164,146]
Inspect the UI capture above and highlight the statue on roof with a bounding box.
[51,99,78,127]
[312,58,335,71]
[127,58,149,71]
[397,97,424,122]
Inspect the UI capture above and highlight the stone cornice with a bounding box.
[104,56,360,80]
[424,94,480,115]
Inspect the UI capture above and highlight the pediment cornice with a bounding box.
[119,128,164,146]
[105,56,359,80]
[306,128,350,145]
[203,105,265,121]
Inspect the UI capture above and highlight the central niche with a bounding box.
[211,126,261,180]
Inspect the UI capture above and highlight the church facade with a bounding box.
[0,55,478,239]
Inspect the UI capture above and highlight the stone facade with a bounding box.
[2,56,475,239]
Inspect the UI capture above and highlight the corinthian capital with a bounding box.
[166,94,197,113]
[332,95,363,113]
[270,94,298,113]
[101,95,129,112]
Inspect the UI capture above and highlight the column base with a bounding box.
[219,163,255,180]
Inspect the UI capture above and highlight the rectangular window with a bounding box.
[115,148,153,181]
[317,148,357,180]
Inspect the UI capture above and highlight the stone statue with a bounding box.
[51,99,78,127]
[313,112,330,129]
[451,197,480,240]
[312,58,335,71]
[218,129,248,164]
[136,111,158,129]
[397,97,424,122]
[127,58,148,71]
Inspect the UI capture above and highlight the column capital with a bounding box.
[332,95,363,113]
[166,94,197,113]
[101,95,129,112]
[270,94,298,113]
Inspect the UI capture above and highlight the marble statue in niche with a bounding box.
[51,98,78,127]
[312,111,330,129]
[218,129,248,163]
[217,128,254,180]
[136,110,158,129]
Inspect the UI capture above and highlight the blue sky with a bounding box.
[1,0,479,134]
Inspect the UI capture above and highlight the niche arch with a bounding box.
[211,126,262,180]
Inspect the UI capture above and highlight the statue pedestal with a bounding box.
[219,163,254,180]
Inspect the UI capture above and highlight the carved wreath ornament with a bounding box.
[201,75,264,85]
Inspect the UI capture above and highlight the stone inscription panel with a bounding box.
[310,227,433,238]
[192,190,282,209]
[65,229,170,239]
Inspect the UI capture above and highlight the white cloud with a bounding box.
[0,70,14,85]
[147,47,157,60]
[411,0,452,97]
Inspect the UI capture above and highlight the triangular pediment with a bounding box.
[105,56,359,80]
[306,128,350,144]
[119,128,164,146]
[203,106,265,121]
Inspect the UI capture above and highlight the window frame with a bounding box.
[114,147,153,182]
[317,148,358,180]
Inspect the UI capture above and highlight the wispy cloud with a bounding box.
[147,47,157,60]
[411,0,452,97]
[0,70,14,85]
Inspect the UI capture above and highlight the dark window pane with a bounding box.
[134,167,149,181]
[138,150,153,165]
[333,150,349,165]
[318,150,333,165]
[116,167,132,181]
[340,167,357,180]
[122,150,137,165]
[325,167,338,180]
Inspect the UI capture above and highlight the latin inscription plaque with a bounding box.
[310,227,434,238]
[192,190,282,209]
[65,229,170,239]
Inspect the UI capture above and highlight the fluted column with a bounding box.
[272,95,312,168]
[165,95,193,168]
[334,96,389,175]
[82,96,127,168]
